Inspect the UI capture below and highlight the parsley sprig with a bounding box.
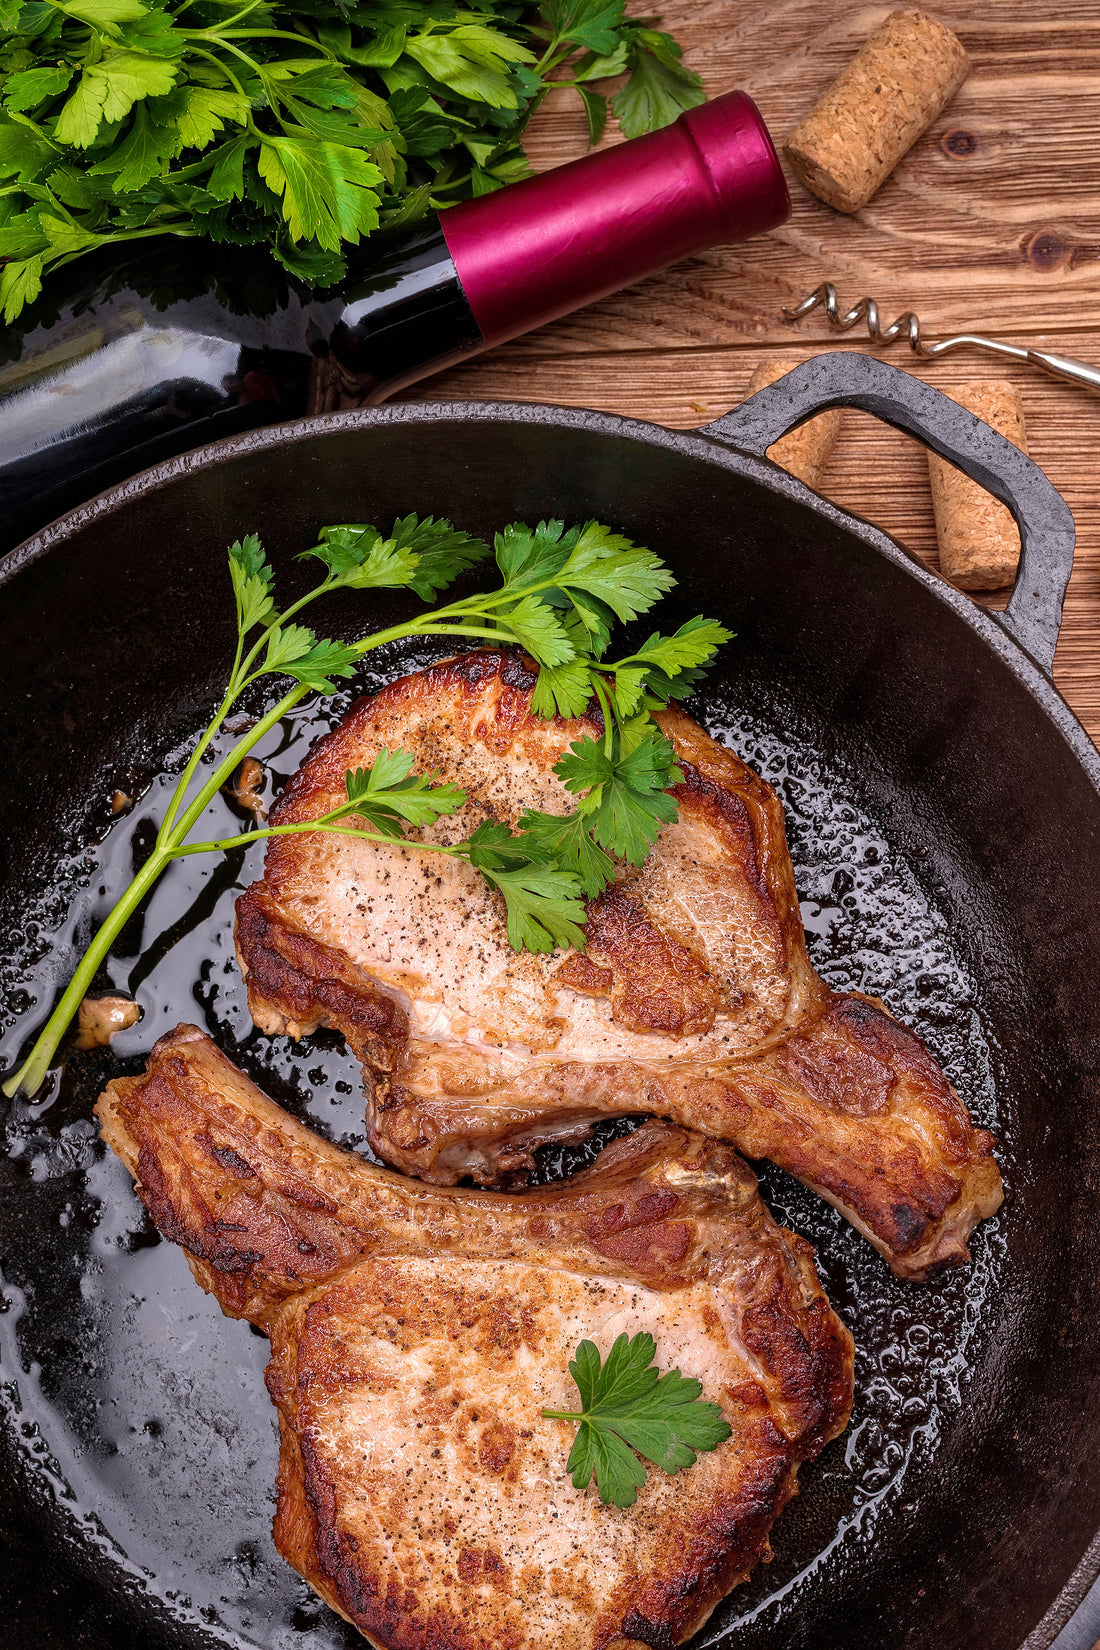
[3,512,729,1098]
[542,1331,732,1508]
[0,0,702,324]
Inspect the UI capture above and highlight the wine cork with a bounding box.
[746,359,842,491]
[927,382,1028,591]
[785,10,969,214]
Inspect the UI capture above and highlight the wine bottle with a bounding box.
[0,91,788,553]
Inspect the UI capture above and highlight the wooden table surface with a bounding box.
[395,0,1100,746]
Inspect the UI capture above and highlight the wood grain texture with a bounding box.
[390,1,1100,743]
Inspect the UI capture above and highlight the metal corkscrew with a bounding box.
[783,283,1100,393]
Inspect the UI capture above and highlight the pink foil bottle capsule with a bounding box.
[440,91,790,349]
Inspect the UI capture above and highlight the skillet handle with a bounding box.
[700,351,1075,676]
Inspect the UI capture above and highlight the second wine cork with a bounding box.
[746,359,842,491]
[927,381,1028,591]
[785,10,969,214]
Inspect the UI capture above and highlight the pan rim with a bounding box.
[6,396,1098,797]
[2,393,1099,1650]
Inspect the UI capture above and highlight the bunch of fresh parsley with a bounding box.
[0,0,702,322]
[3,510,728,1099]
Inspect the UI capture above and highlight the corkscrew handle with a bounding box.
[1026,348,1100,393]
[701,351,1075,675]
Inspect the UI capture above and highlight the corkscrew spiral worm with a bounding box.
[783,283,933,356]
[781,283,1100,392]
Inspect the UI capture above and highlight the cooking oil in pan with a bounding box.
[0,661,1009,1650]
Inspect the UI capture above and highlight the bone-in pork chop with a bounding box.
[235,650,1003,1281]
[97,1025,854,1650]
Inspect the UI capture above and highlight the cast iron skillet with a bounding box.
[1,352,1099,1650]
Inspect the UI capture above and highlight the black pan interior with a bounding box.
[1,410,1099,1650]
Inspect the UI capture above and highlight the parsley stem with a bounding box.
[46,226,199,277]
[1,848,167,1100]
[340,614,518,658]
[5,110,55,143]
[167,823,466,858]
[158,642,248,845]
[255,576,339,641]
[534,38,565,74]
[203,0,268,31]
[183,44,250,97]
[185,32,265,73]
[357,621,525,649]
[188,27,331,51]
[590,673,616,757]
[427,566,617,621]
[162,684,306,855]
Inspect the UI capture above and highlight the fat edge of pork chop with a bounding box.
[234,649,1003,1283]
[96,1025,854,1650]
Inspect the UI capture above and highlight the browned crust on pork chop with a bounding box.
[573,884,726,1036]
[235,650,1003,1281]
[96,1027,854,1650]
[235,882,408,1072]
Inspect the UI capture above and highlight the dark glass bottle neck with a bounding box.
[328,218,482,397]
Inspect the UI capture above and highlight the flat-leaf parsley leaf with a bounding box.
[542,1331,732,1508]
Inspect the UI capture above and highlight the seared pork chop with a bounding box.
[97,1025,854,1650]
[236,649,1003,1281]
